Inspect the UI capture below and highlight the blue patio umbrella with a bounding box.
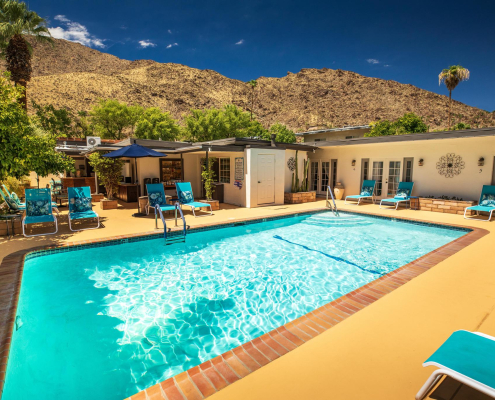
[103,140,165,215]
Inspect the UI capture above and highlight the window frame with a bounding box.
[219,157,231,184]
[402,157,414,183]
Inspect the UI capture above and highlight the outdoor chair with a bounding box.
[67,186,100,231]
[344,180,376,205]
[416,330,495,399]
[1,185,25,212]
[464,185,495,222]
[145,183,177,217]
[22,188,58,237]
[175,182,212,217]
[379,182,414,210]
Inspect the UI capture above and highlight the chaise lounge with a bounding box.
[175,182,212,217]
[379,182,414,210]
[416,330,495,399]
[22,188,58,237]
[344,180,376,205]
[67,187,100,231]
[464,185,495,222]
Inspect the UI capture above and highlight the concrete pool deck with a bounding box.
[1,199,494,399]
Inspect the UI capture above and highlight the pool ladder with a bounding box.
[326,185,340,216]
[155,203,187,245]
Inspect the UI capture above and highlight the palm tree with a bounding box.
[0,0,53,110]
[438,65,470,130]
[247,79,257,120]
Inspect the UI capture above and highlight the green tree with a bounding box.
[438,65,470,130]
[452,122,471,130]
[90,99,142,139]
[365,113,427,137]
[0,72,73,180]
[260,123,296,143]
[32,100,74,137]
[87,152,124,200]
[0,0,53,110]
[135,107,180,140]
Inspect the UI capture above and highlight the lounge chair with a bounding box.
[345,180,376,205]
[1,184,25,207]
[175,182,213,217]
[145,183,177,217]
[379,182,414,210]
[416,330,495,400]
[67,187,100,231]
[464,185,495,222]
[22,188,58,237]
[0,186,24,212]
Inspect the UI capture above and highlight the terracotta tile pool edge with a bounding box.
[0,208,488,399]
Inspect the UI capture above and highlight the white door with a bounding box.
[258,154,275,204]
[310,161,319,192]
[372,160,401,199]
[319,161,330,195]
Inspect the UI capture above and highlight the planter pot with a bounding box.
[91,193,105,202]
[333,182,345,200]
[284,191,317,204]
[100,199,118,210]
[199,199,219,211]
[416,198,476,215]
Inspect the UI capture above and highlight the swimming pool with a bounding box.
[4,212,466,400]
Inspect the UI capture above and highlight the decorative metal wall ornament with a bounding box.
[287,157,296,171]
[436,153,465,178]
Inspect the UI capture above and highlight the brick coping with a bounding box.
[0,208,488,399]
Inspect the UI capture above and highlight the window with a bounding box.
[331,159,338,188]
[345,135,355,139]
[360,158,370,188]
[219,158,230,183]
[314,138,323,142]
[403,157,414,182]
[372,161,384,196]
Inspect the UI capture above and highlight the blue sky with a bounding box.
[30,0,494,111]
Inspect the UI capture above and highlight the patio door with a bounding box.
[372,160,402,199]
[310,160,330,195]
[257,154,275,204]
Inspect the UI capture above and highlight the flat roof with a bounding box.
[302,126,495,147]
[295,125,370,136]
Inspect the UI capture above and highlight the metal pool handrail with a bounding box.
[326,185,340,216]
[155,203,187,243]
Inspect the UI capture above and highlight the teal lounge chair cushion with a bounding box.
[425,330,495,390]
[183,201,210,209]
[26,199,51,216]
[179,190,194,203]
[467,205,495,212]
[480,193,495,207]
[25,214,55,225]
[5,195,20,210]
[69,197,92,213]
[11,192,21,205]
[70,210,98,220]
[394,188,411,199]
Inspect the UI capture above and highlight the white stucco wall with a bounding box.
[310,136,495,201]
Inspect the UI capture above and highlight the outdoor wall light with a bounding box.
[478,157,485,167]
[418,158,424,166]
[351,159,356,167]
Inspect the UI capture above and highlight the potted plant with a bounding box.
[88,153,125,210]
[284,151,316,204]
[199,157,220,211]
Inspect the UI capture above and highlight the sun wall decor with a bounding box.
[436,153,465,178]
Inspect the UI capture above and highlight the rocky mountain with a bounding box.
[3,38,492,132]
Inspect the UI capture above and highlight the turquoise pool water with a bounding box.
[4,212,465,400]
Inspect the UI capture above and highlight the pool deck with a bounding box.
[1,200,495,399]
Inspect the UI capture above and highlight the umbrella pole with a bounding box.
[135,158,141,215]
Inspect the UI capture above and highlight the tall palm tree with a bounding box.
[438,65,470,130]
[0,0,53,110]
[247,79,257,120]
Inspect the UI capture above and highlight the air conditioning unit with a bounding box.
[86,136,101,147]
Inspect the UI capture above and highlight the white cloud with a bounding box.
[384,64,390,67]
[49,15,105,48]
[166,42,178,49]
[139,40,157,48]
[235,39,244,45]
[168,29,172,34]
[366,58,379,64]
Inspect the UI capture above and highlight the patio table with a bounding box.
[0,214,22,239]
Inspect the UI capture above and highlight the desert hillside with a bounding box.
[3,38,492,131]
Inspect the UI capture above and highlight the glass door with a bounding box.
[319,161,330,194]
[371,161,384,199]
[310,161,319,192]
[386,161,401,197]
